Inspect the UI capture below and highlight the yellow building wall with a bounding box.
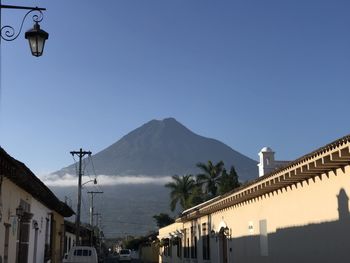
[51,211,65,263]
[210,165,350,263]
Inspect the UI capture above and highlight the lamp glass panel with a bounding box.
[28,35,45,57]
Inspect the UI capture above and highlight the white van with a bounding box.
[118,249,131,262]
[63,246,98,263]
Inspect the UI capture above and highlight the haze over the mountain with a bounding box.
[55,118,258,181]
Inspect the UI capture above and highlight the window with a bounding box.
[164,244,170,257]
[186,238,190,258]
[169,240,172,257]
[202,223,210,260]
[176,238,182,258]
[120,249,130,255]
[191,225,197,259]
[183,230,190,259]
[68,237,71,252]
[73,249,92,257]
[4,223,10,263]
[192,237,197,259]
[164,245,168,257]
[163,239,171,257]
[45,218,50,247]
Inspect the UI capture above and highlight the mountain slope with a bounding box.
[56,118,258,181]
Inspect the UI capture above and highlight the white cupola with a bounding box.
[258,147,275,177]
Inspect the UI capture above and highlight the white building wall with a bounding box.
[0,177,33,263]
[0,177,56,263]
[28,199,51,263]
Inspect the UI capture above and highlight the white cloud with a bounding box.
[40,173,172,187]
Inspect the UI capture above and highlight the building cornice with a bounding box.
[180,134,350,222]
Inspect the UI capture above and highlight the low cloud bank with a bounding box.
[40,174,172,187]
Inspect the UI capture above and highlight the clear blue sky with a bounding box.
[0,0,349,175]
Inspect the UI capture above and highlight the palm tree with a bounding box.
[165,174,195,211]
[196,160,224,197]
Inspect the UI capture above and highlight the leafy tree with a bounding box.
[153,213,175,228]
[196,160,224,197]
[218,166,241,195]
[165,174,195,211]
[123,232,158,250]
[124,237,142,250]
[187,184,205,207]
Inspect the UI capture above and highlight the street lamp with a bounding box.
[25,22,48,57]
[0,3,48,57]
[82,178,98,187]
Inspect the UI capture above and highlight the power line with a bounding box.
[89,155,104,193]
[71,155,78,176]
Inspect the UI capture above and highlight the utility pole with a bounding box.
[87,191,103,246]
[93,213,102,227]
[87,191,103,226]
[70,148,91,246]
[93,212,102,251]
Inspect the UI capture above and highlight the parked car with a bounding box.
[118,249,132,262]
[63,246,98,263]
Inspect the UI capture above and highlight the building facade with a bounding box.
[158,134,350,263]
[0,147,74,263]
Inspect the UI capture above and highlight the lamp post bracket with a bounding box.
[0,5,46,11]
